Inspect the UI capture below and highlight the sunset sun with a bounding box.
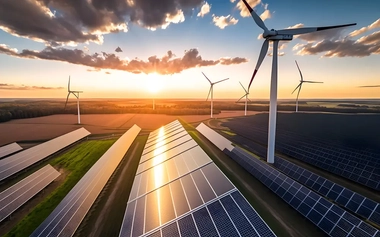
[146,72,163,93]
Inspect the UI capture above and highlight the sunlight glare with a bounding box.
[146,72,163,94]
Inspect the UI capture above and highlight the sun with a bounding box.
[146,72,163,94]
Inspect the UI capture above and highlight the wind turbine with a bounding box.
[241,0,356,163]
[203,72,229,118]
[64,76,83,124]
[237,81,250,116]
[292,60,323,113]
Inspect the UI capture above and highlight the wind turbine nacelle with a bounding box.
[262,30,277,38]
[268,34,293,40]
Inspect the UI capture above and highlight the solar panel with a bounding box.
[196,123,234,152]
[0,164,60,222]
[226,147,379,237]
[0,128,90,182]
[119,120,276,237]
[30,125,141,237]
[274,157,380,227]
[0,143,23,159]
[220,121,380,190]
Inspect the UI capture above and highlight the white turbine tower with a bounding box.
[292,60,323,113]
[237,81,250,116]
[241,0,356,163]
[64,76,83,124]
[203,72,229,118]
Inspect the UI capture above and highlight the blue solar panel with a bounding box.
[274,156,380,227]
[224,147,380,237]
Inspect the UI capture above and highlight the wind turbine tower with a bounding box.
[202,72,229,118]
[241,0,356,163]
[65,76,83,124]
[237,81,250,116]
[292,60,323,112]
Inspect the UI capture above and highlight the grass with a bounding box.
[74,135,148,237]
[186,124,325,237]
[4,140,116,237]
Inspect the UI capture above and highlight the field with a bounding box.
[0,111,260,146]
[1,139,115,237]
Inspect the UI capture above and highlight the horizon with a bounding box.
[0,0,379,99]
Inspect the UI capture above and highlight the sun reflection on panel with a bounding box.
[152,126,167,226]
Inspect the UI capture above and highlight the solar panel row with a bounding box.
[274,157,380,227]
[221,122,380,190]
[120,120,276,237]
[0,128,90,182]
[0,143,23,159]
[225,147,379,237]
[195,123,234,152]
[31,125,141,237]
[0,164,60,222]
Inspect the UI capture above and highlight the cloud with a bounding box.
[349,18,380,37]
[197,2,211,18]
[0,45,248,75]
[294,33,380,57]
[236,0,272,21]
[105,71,111,74]
[0,0,204,45]
[115,46,123,52]
[212,14,238,29]
[230,0,236,2]
[0,83,64,90]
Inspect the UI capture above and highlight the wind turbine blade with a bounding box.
[239,81,248,94]
[296,83,302,102]
[237,94,246,103]
[359,85,380,88]
[248,39,269,91]
[206,86,212,101]
[214,78,229,84]
[277,23,356,35]
[241,0,269,32]
[295,60,303,82]
[64,93,70,109]
[291,83,302,94]
[303,81,323,83]
[202,72,212,84]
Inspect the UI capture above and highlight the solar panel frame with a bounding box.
[0,128,90,182]
[30,125,141,237]
[120,120,276,237]
[0,143,23,159]
[0,164,60,222]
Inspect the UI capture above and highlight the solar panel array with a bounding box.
[0,164,60,222]
[0,142,23,159]
[274,157,380,227]
[226,147,380,237]
[221,121,380,190]
[31,125,141,237]
[0,128,90,182]
[120,120,276,237]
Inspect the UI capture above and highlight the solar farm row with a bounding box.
[274,157,380,227]
[120,120,276,237]
[0,128,90,182]
[210,124,380,229]
[31,125,141,237]
[196,123,380,237]
[221,121,380,190]
[0,164,60,222]
[0,143,23,159]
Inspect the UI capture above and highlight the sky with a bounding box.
[0,0,379,99]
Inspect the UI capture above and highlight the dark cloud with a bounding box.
[0,45,248,75]
[115,46,123,52]
[0,0,204,45]
[294,37,380,57]
[0,83,64,90]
